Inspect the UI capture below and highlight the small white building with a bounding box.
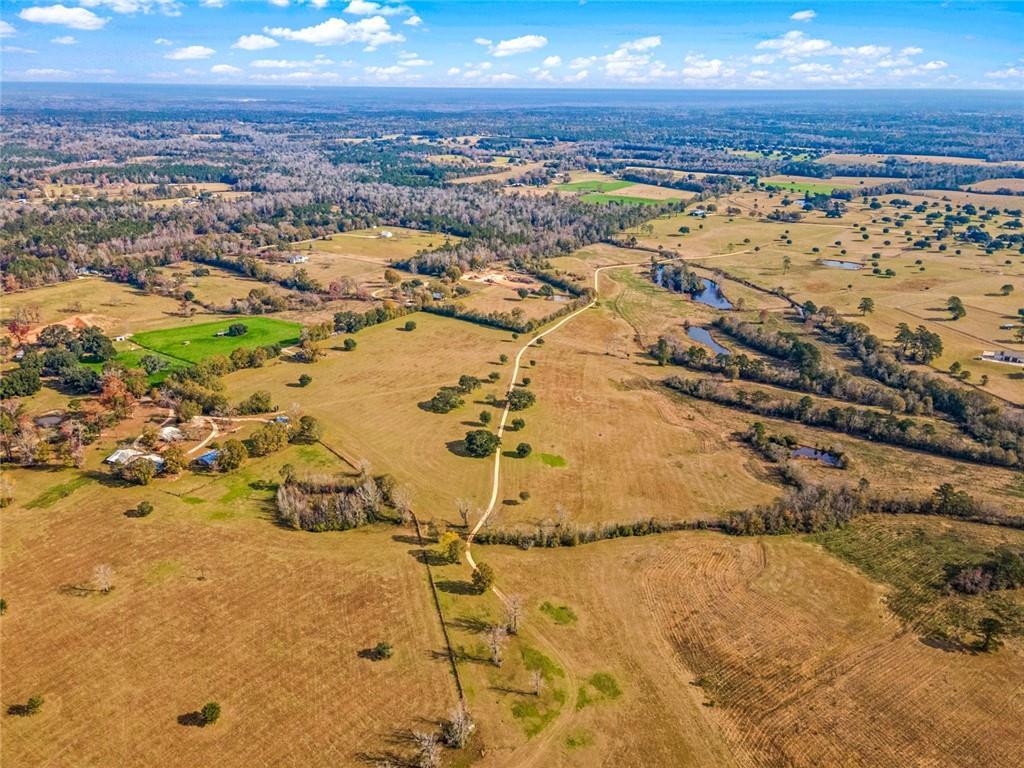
[288,254,310,264]
[379,230,394,239]
[159,426,184,442]
[689,209,707,218]
[980,350,1024,366]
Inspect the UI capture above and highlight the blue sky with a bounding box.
[1,0,1022,88]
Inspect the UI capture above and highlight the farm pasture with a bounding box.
[817,153,1024,168]
[131,317,302,364]
[961,178,1024,193]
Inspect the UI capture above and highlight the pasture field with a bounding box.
[962,178,1024,193]
[132,317,302,364]
[455,280,576,323]
[473,526,1024,767]
[908,189,1024,210]
[555,180,633,193]
[818,152,1024,168]
[0,278,236,339]
[449,161,547,185]
[579,192,663,206]
[0,444,457,767]
[286,226,456,263]
[221,312,508,512]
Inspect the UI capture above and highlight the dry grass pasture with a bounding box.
[475,528,1024,768]
[0,444,457,767]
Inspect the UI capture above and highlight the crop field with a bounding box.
[0,445,457,767]
[131,317,302,364]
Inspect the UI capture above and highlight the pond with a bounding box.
[820,259,863,270]
[686,326,730,356]
[790,446,842,467]
[692,278,733,310]
[34,413,64,428]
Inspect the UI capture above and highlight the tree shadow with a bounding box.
[357,647,391,662]
[82,470,135,489]
[490,684,534,697]
[391,533,421,546]
[449,615,490,634]
[919,634,972,654]
[445,440,473,458]
[6,703,34,717]
[57,583,96,598]
[176,711,206,727]
[435,579,478,596]
[409,548,449,567]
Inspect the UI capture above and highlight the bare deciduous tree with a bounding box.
[505,594,523,635]
[442,700,475,748]
[456,498,472,529]
[93,564,114,593]
[412,730,441,768]
[391,485,413,525]
[531,669,545,697]
[487,624,507,667]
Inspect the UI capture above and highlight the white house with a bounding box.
[288,254,309,264]
[379,230,394,239]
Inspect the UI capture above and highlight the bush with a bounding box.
[226,323,248,337]
[298,374,312,387]
[343,338,357,351]
[201,701,221,726]
[291,415,323,444]
[216,439,248,472]
[515,442,532,458]
[510,417,526,431]
[136,500,154,517]
[373,641,393,660]
[122,457,155,486]
[426,387,464,413]
[238,390,274,415]
[507,389,536,411]
[404,320,417,332]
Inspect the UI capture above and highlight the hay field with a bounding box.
[478,528,1024,767]
[287,226,454,263]
[962,178,1024,193]
[818,152,1024,168]
[449,161,546,185]
[0,444,457,767]
[221,312,507,512]
[909,189,1024,209]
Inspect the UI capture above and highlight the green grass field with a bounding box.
[84,347,185,385]
[762,181,849,194]
[558,180,633,193]
[579,192,663,206]
[131,317,302,364]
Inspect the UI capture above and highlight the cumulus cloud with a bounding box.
[154,37,173,45]
[250,70,344,82]
[403,15,421,26]
[25,67,71,76]
[232,34,278,50]
[0,20,16,38]
[620,35,660,52]
[19,5,109,31]
[986,65,1024,80]
[51,35,77,44]
[265,16,404,49]
[598,36,673,82]
[790,9,816,22]
[756,30,832,59]
[210,63,242,75]
[251,55,334,68]
[201,0,224,7]
[681,54,734,80]
[165,45,216,60]
[478,34,548,57]
[542,55,561,68]
[344,1,411,16]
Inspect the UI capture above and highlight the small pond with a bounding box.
[820,259,863,270]
[686,326,730,356]
[692,278,733,310]
[791,446,842,467]
[34,413,65,428]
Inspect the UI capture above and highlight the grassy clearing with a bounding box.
[132,317,301,364]
[556,180,633,193]
[540,601,578,625]
[23,474,95,510]
[579,192,663,206]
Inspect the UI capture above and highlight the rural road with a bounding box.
[465,260,647,569]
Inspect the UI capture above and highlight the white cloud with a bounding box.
[563,69,588,82]
[446,66,460,75]
[488,72,517,82]
[251,55,334,68]
[344,1,410,16]
[899,46,923,56]
[51,35,77,44]
[250,70,344,82]
[756,30,831,59]
[308,0,328,7]
[201,0,224,7]
[364,64,406,75]
[210,64,242,75]
[1,45,38,53]
[154,37,173,45]
[542,55,561,68]
[232,34,279,50]
[920,59,947,70]
[489,34,547,57]
[570,55,596,69]
[19,5,109,31]
[790,62,832,73]
[25,67,70,76]
[621,35,660,52]
[268,0,289,6]
[165,45,216,60]
[0,20,16,38]
[473,37,491,46]
[78,0,181,15]
[986,66,1024,80]
[265,16,404,49]
[681,54,733,80]
[404,14,421,26]
[790,10,816,22]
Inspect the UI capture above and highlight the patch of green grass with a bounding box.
[579,192,662,206]
[144,560,182,585]
[588,672,622,699]
[181,496,205,505]
[556,180,633,193]
[520,645,564,681]
[565,729,593,750]
[539,601,577,625]
[83,347,184,385]
[812,515,1024,642]
[575,687,593,711]
[763,181,852,195]
[131,317,301,364]
[538,453,566,468]
[24,474,93,509]
[511,687,566,737]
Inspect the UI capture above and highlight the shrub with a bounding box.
[374,641,393,660]
[226,323,248,337]
[404,320,417,332]
[298,374,312,387]
[291,415,323,444]
[507,389,536,411]
[515,443,532,458]
[510,417,526,431]
[343,338,357,351]
[472,562,496,593]
[201,701,221,726]
[136,501,154,517]
[216,440,248,472]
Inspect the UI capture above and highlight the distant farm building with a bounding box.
[288,254,310,264]
[379,230,394,239]
[104,448,165,471]
[159,426,184,442]
[980,350,1024,366]
[194,449,221,468]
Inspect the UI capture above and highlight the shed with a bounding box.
[159,426,184,442]
[104,447,143,466]
[274,415,290,425]
[195,449,220,468]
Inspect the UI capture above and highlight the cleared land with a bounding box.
[818,153,1024,168]
[132,317,302,364]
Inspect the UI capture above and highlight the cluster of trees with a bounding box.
[275,471,400,532]
[155,344,282,416]
[474,517,694,548]
[333,303,416,334]
[664,376,1020,468]
[423,292,589,334]
[425,374,482,414]
[947,547,1024,595]
[651,261,703,295]
[740,421,848,468]
[3,324,120,398]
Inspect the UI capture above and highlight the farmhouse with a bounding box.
[288,254,310,264]
[103,448,165,470]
